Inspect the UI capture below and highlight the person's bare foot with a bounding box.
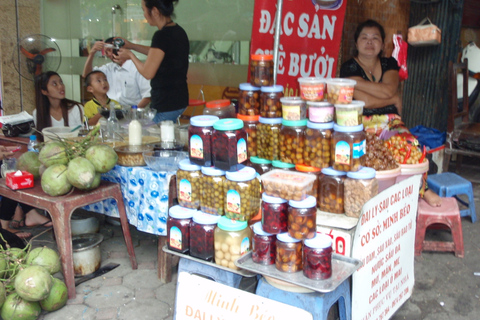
[424,189,442,207]
[24,209,52,228]
[2,227,32,239]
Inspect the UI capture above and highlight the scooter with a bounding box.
[457,41,480,122]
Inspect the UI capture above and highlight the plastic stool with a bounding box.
[255,277,351,320]
[426,172,477,223]
[415,197,464,258]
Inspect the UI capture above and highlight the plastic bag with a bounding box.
[392,34,408,81]
[409,125,446,149]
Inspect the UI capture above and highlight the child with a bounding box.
[83,70,121,125]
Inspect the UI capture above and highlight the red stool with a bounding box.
[415,197,464,258]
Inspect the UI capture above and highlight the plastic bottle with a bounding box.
[27,135,38,152]
[107,102,120,140]
[128,105,142,146]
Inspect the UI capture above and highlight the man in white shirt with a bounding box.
[82,38,151,108]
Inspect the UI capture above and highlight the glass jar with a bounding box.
[214,216,252,270]
[238,83,261,116]
[212,118,248,171]
[188,115,219,167]
[271,160,296,171]
[250,54,274,87]
[224,166,261,221]
[200,166,226,215]
[344,167,378,218]
[279,119,307,164]
[303,234,333,280]
[319,167,346,213]
[190,211,221,261]
[280,97,307,121]
[252,222,276,265]
[295,164,322,202]
[237,114,259,157]
[260,85,284,118]
[261,193,288,234]
[248,156,272,175]
[304,121,333,168]
[257,117,282,161]
[177,159,202,209]
[203,99,236,119]
[275,232,302,273]
[167,205,196,253]
[331,123,366,172]
[288,196,317,240]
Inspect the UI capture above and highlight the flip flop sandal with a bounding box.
[9,219,25,229]
[25,221,53,230]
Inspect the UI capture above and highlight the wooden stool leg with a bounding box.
[158,236,172,283]
[113,187,138,270]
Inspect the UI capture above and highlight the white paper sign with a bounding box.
[175,272,313,320]
[352,175,420,320]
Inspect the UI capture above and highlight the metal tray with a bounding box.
[235,252,362,293]
[162,246,257,277]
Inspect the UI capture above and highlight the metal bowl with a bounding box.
[143,150,188,171]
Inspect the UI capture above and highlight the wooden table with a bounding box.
[0,179,138,299]
[0,136,29,157]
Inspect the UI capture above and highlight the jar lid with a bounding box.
[213,118,244,131]
[190,115,219,127]
[276,232,301,243]
[261,85,284,93]
[307,121,334,130]
[251,54,273,61]
[321,167,347,176]
[226,166,256,181]
[201,166,225,176]
[217,216,248,231]
[237,114,260,122]
[239,83,261,91]
[282,119,308,127]
[250,156,272,165]
[333,123,364,133]
[262,192,287,204]
[272,160,296,169]
[347,167,376,179]
[334,100,365,108]
[206,99,231,109]
[295,164,321,173]
[169,205,196,219]
[306,101,334,108]
[280,97,304,104]
[304,234,332,249]
[178,159,201,171]
[326,78,357,86]
[259,117,282,125]
[192,211,222,225]
[288,195,317,208]
[253,222,273,236]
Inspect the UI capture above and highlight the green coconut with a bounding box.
[39,278,67,312]
[15,265,53,302]
[0,283,6,309]
[38,141,69,167]
[41,164,72,196]
[16,151,42,180]
[25,247,61,275]
[85,144,118,173]
[0,293,41,320]
[6,248,26,278]
[66,157,96,190]
[87,172,102,190]
[0,254,8,279]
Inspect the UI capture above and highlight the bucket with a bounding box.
[396,159,429,184]
[42,127,80,142]
[376,166,401,193]
[72,233,104,276]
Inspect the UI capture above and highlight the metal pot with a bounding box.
[71,213,99,236]
[72,233,104,276]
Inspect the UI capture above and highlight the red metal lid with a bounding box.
[205,99,231,109]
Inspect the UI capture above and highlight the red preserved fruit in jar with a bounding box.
[250,54,274,87]
[167,205,196,253]
[261,193,288,234]
[275,232,303,273]
[189,211,221,261]
[303,234,333,280]
[212,118,248,172]
[288,196,317,240]
[188,115,219,167]
[252,222,276,265]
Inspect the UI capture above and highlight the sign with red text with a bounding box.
[352,175,421,320]
[250,0,348,96]
[175,272,313,320]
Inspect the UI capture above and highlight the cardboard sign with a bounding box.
[352,175,420,320]
[175,272,313,320]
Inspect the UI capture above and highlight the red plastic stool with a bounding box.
[415,197,464,258]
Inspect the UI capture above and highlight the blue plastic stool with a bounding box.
[255,277,351,320]
[427,172,477,223]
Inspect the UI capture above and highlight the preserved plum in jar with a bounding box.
[271,160,296,171]
[252,222,276,265]
[248,156,272,175]
[200,166,226,215]
[304,121,333,168]
[303,234,333,280]
[188,115,219,167]
[189,211,221,261]
[237,114,259,157]
[276,232,302,273]
[203,100,236,119]
[261,193,288,234]
[214,216,252,270]
[250,54,274,87]
[279,119,307,164]
[260,85,284,118]
[288,196,317,240]
[224,166,261,221]
[177,159,202,209]
[331,123,366,172]
[319,167,346,213]
[238,83,261,116]
[167,205,196,253]
[212,118,248,171]
[257,117,282,160]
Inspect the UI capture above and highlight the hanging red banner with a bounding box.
[250,0,348,96]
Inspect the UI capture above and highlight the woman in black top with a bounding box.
[116,0,189,123]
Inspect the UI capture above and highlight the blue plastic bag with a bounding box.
[409,125,446,149]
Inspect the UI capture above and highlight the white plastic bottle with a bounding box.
[129,105,142,146]
[27,135,38,152]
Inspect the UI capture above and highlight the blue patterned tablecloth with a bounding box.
[83,165,174,236]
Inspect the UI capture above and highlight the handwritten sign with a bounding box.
[175,272,313,320]
[352,175,420,320]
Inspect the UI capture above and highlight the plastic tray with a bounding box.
[235,252,362,293]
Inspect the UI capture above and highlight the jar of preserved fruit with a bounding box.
[238,83,261,116]
[260,85,284,118]
[200,166,226,215]
[331,123,366,172]
[203,99,236,119]
[271,160,296,171]
[237,114,259,157]
[167,205,196,253]
[288,196,317,240]
[250,54,274,87]
[214,216,252,270]
[280,97,307,121]
[177,159,202,209]
[224,166,261,221]
[190,211,221,261]
[249,156,272,175]
[304,121,333,168]
[279,119,307,164]
[345,167,378,218]
[275,232,302,273]
[307,101,334,123]
[295,164,322,202]
[252,221,276,265]
[319,167,346,213]
[212,118,248,171]
[261,193,288,234]
[303,234,333,280]
[257,117,282,160]
[188,115,219,167]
